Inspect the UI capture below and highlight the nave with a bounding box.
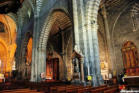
[0,0,139,92]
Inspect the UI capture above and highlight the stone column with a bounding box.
[73,0,103,86]
[31,0,44,82]
[79,0,90,78]
[62,31,67,80]
[86,22,97,86]
[80,57,85,83]
[30,17,38,82]
[92,24,104,86]
[85,0,103,86]
[72,0,90,84]
[37,47,46,81]
[30,0,47,82]
[72,0,80,49]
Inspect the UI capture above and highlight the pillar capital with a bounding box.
[80,57,84,63]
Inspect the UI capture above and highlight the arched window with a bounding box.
[26,37,32,65]
[121,41,139,75]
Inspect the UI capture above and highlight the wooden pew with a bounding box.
[85,85,107,93]
[76,85,107,93]
[50,86,58,93]
[76,86,92,93]
[53,85,80,93]
[33,81,68,93]
[67,85,85,93]
[90,85,117,93]
[104,87,118,93]
[57,86,66,93]
[0,88,43,93]
[66,85,81,93]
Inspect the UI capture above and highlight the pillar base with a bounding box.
[91,74,104,87]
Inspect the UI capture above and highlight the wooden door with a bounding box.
[46,60,53,79]
[53,58,59,80]
[46,58,59,80]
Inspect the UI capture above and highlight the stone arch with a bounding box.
[39,9,72,50]
[111,2,135,39]
[0,38,8,52]
[0,38,8,73]
[34,9,72,81]
[0,14,17,44]
[26,0,34,11]
[0,14,17,75]
[111,3,134,45]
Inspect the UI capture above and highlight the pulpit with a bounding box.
[72,58,80,83]
[71,50,84,84]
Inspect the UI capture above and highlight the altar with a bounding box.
[123,76,139,89]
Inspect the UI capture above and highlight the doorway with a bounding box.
[46,58,59,81]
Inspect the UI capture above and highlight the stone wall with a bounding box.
[106,0,139,74]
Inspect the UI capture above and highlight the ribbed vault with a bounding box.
[39,11,72,49]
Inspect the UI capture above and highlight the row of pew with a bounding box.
[0,80,119,93]
[37,84,119,93]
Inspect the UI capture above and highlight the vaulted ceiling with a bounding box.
[100,0,136,9]
[50,12,72,36]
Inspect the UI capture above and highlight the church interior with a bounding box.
[0,0,139,93]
